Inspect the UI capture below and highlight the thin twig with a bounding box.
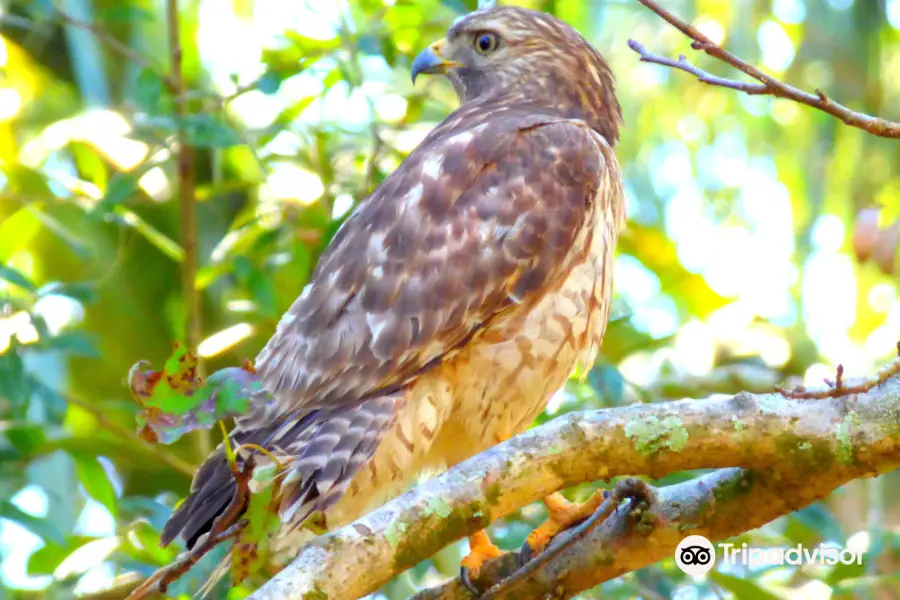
[126,457,255,600]
[630,0,900,138]
[0,11,172,90]
[628,41,769,94]
[50,11,176,91]
[62,393,195,477]
[778,342,900,399]
[165,0,208,458]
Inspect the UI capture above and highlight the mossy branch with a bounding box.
[412,465,889,599]
[248,372,900,600]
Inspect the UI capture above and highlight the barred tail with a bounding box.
[160,394,404,550]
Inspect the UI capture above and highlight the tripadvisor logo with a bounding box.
[675,535,716,576]
[675,535,866,576]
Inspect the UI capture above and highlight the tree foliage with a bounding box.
[0,0,898,598]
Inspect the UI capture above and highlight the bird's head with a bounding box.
[412,6,621,142]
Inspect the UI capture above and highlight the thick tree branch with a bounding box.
[630,0,900,139]
[249,370,900,600]
[412,466,883,600]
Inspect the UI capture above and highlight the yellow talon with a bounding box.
[461,529,504,578]
[524,490,607,556]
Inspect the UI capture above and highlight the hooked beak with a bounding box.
[411,39,462,84]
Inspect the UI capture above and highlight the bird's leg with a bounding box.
[459,431,511,595]
[460,524,506,596]
[522,489,609,560]
[461,529,504,574]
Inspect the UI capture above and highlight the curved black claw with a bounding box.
[519,541,537,565]
[460,567,482,598]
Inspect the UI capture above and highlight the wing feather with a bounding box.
[256,109,607,411]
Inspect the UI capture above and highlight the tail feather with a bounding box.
[160,394,404,554]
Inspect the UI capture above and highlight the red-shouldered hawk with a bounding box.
[161,4,625,592]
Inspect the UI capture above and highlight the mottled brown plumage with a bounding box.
[161,5,626,568]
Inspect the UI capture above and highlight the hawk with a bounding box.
[161,4,625,589]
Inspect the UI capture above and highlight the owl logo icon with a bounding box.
[675,535,716,576]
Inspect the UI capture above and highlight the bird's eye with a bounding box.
[473,32,499,54]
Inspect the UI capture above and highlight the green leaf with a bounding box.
[94,172,140,214]
[25,0,54,22]
[440,0,476,12]
[281,31,341,54]
[0,349,29,413]
[123,519,177,565]
[2,422,47,456]
[0,263,37,291]
[232,463,282,584]
[38,281,99,304]
[113,208,184,261]
[134,68,169,114]
[233,257,278,317]
[4,165,53,197]
[43,331,101,358]
[833,574,899,595]
[257,72,282,94]
[182,114,241,148]
[69,141,109,190]
[783,503,845,547]
[710,571,784,600]
[97,6,154,22]
[588,363,625,405]
[28,205,93,260]
[601,314,673,362]
[0,207,42,261]
[322,66,344,90]
[118,496,174,532]
[827,557,867,586]
[164,543,231,597]
[381,35,397,67]
[30,437,189,481]
[130,345,266,444]
[27,538,92,576]
[0,500,65,545]
[72,453,118,518]
[259,95,318,147]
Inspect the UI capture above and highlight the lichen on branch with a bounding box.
[248,370,900,600]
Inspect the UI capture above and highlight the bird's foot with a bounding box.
[460,529,504,597]
[520,489,609,562]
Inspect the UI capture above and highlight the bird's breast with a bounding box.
[419,195,617,466]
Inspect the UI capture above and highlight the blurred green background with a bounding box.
[0,0,898,598]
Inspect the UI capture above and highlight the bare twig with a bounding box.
[77,574,144,600]
[824,364,845,391]
[126,457,255,600]
[61,393,195,477]
[49,11,176,90]
[779,343,900,399]
[630,0,900,138]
